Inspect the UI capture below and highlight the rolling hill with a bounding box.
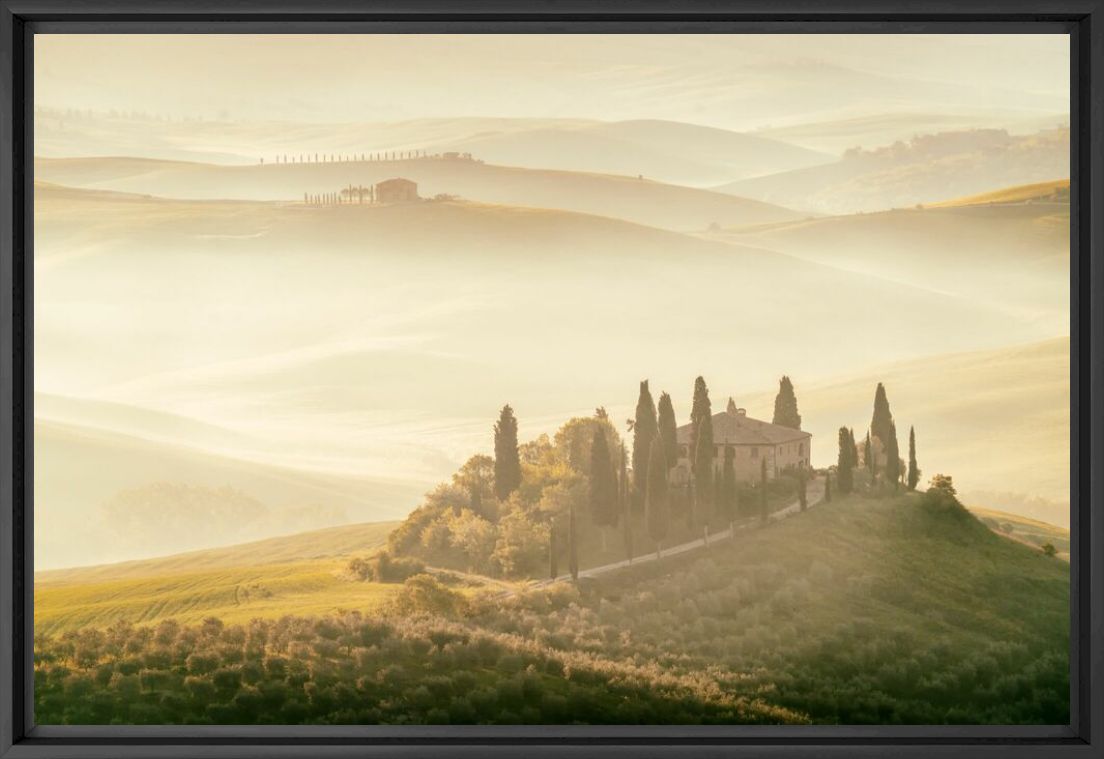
[34,111,831,186]
[33,489,1070,724]
[718,127,1069,214]
[34,418,429,570]
[704,179,1069,322]
[33,154,804,232]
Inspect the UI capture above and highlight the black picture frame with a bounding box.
[1,2,1101,757]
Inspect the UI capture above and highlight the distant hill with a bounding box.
[752,111,1069,154]
[927,178,1069,207]
[36,519,399,586]
[968,506,1070,560]
[436,118,831,185]
[34,418,428,570]
[705,179,1068,322]
[34,112,830,186]
[718,127,1069,214]
[33,154,804,232]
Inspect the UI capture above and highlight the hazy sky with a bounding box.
[35,34,1069,130]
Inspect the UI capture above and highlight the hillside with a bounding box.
[927,178,1069,207]
[34,490,1070,724]
[704,181,1068,322]
[34,419,428,570]
[34,112,830,186]
[33,155,803,232]
[718,127,1069,214]
[970,506,1071,559]
[36,520,400,586]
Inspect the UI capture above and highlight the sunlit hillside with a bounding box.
[34,490,1070,724]
[33,156,804,232]
[927,178,1069,207]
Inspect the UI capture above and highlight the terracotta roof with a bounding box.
[676,408,810,447]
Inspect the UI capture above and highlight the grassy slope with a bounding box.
[35,521,400,635]
[36,521,400,585]
[33,155,803,232]
[32,491,1069,724]
[554,491,1069,723]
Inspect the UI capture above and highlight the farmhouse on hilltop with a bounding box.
[375,177,419,204]
[672,398,811,484]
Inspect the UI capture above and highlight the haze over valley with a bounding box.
[33,34,1071,569]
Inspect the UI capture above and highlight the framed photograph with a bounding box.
[1,2,1101,757]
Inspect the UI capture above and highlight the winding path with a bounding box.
[526,478,827,590]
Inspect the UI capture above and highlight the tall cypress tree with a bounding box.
[759,457,768,523]
[864,432,874,476]
[772,375,802,429]
[837,427,854,494]
[645,438,669,558]
[689,376,712,471]
[885,421,901,492]
[907,426,920,491]
[589,428,618,549]
[568,499,579,581]
[631,381,658,514]
[620,443,633,563]
[548,527,558,580]
[720,445,737,531]
[657,392,678,469]
[493,405,521,500]
[693,410,714,532]
[850,428,859,467]
[870,382,894,471]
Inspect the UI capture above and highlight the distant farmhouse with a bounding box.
[672,398,811,485]
[375,177,419,204]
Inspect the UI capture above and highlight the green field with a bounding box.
[34,489,1069,725]
[35,521,414,635]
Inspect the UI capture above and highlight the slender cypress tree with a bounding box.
[864,432,874,476]
[689,376,712,472]
[568,500,579,581]
[548,527,558,580]
[620,443,633,563]
[907,426,920,491]
[631,381,658,514]
[657,392,678,469]
[646,438,669,558]
[870,382,894,474]
[493,405,521,500]
[720,445,737,532]
[758,457,769,523]
[837,427,854,494]
[692,410,714,532]
[772,376,802,429]
[885,421,901,492]
[589,428,618,550]
[850,428,859,467]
